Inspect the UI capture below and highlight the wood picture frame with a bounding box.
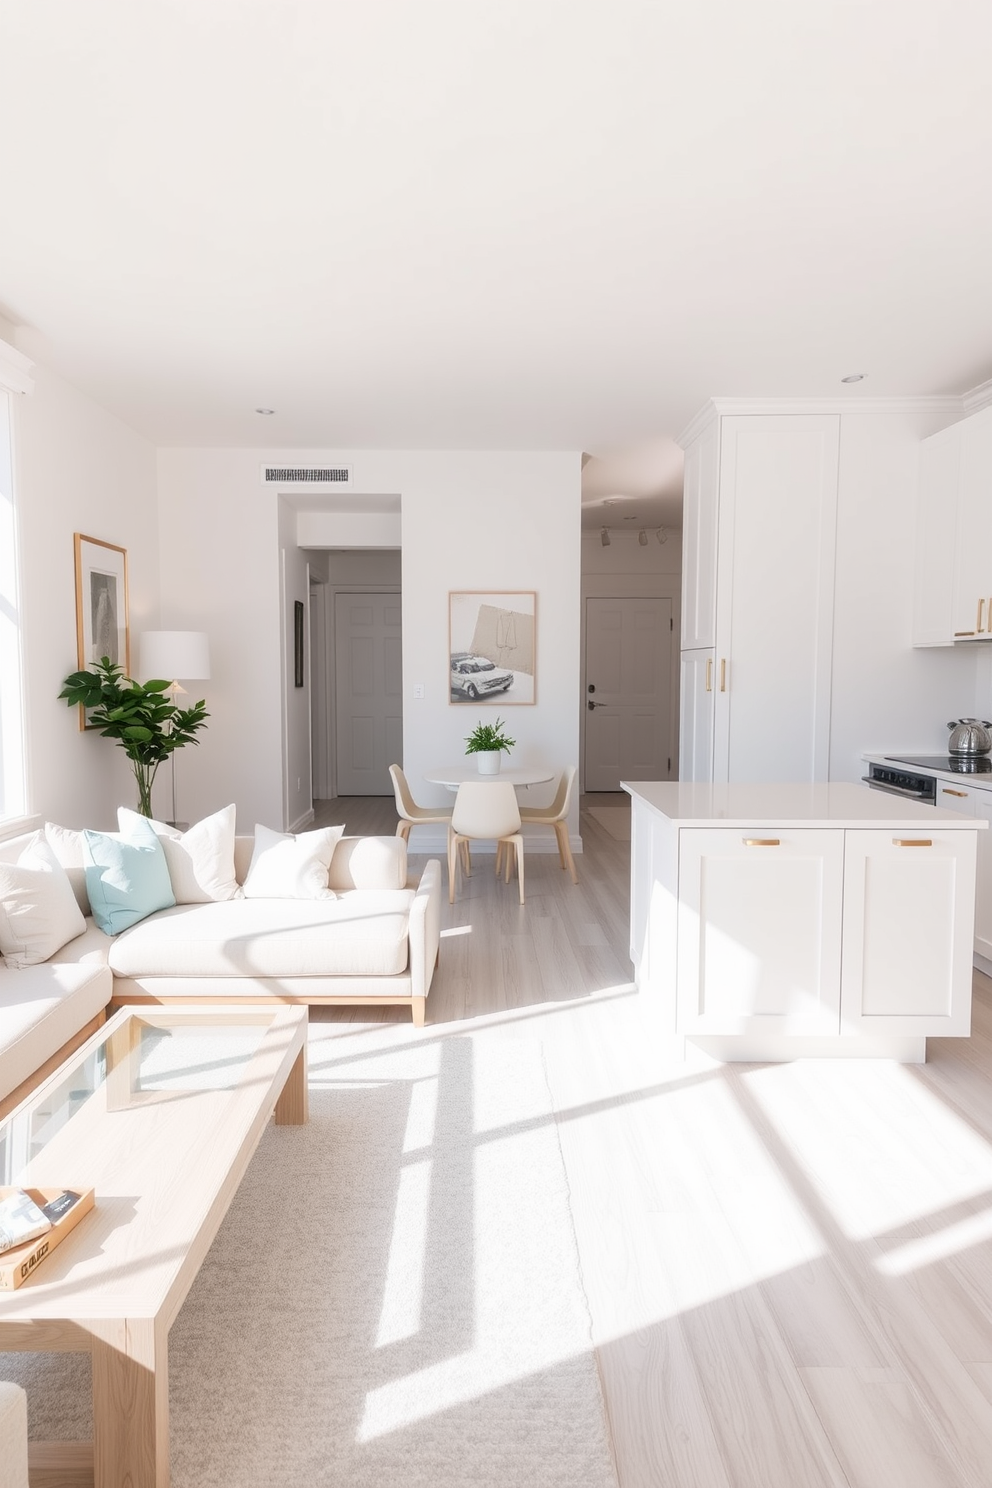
[449,590,536,705]
[73,533,130,731]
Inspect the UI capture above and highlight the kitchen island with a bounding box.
[623,780,986,1062]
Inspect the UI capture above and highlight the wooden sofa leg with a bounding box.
[412,996,427,1028]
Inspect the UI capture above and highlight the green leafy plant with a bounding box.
[58,656,209,817]
[464,716,516,756]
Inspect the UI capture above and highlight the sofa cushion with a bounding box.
[0,955,112,1101]
[329,835,408,891]
[118,804,242,903]
[43,822,92,917]
[0,833,87,968]
[242,824,345,900]
[84,818,176,935]
[107,892,414,978]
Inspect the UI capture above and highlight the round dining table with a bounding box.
[424,764,556,791]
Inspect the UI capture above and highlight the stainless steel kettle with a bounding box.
[947,718,992,754]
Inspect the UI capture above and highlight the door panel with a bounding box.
[334,591,402,795]
[585,596,672,791]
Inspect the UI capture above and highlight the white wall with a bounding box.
[279,497,313,831]
[829,411,982,779]
[157,450,582,840]
[13,363,159,829]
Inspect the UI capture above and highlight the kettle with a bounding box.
[947,718,992,754]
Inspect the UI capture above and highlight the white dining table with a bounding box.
[425,764,556,791]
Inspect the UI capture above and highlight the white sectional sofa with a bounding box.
[0,828,441,1111]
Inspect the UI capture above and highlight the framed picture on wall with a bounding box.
[73,533,130,730]
[294,600,305,687]
[449,590,536,705]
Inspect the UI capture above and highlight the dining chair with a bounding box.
[388,764,454,843]
[447,780,525,905]
[516,764,579,884]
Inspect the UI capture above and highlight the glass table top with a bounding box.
[0,1009,280,1188]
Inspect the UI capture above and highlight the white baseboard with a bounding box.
[288,807,316,834]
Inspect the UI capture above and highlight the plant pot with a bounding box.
[475,751,502,775]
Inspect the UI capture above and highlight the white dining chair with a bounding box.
[447,780,525,905]
[516,764,579,884]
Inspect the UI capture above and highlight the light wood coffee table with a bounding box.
[0,1004,309,1487]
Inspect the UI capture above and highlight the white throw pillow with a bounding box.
[0,832,87,967]
[44,822,91,916]
[117,805,242,903]
[242,824,345,900]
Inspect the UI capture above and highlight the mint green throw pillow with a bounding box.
[83,816,176,935]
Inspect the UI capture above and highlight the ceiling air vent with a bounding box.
[260,463,352,487]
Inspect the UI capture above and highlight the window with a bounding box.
[0,387,26,821]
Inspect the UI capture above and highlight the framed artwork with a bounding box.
[449,590,536,705]
[294,600,305,687]
[73,533,129,730]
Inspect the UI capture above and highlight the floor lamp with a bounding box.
[138,631,211,827]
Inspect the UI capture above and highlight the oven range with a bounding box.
[865,753,992,804]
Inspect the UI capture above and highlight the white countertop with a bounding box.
[622,780,988,829]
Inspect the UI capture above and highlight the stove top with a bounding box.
[885,753,992,774]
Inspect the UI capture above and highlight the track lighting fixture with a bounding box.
[600,527,611,547]
[638,530,648,546]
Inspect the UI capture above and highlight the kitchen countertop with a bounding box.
[622,779,988,828]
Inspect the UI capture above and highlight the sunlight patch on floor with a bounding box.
[742,1058,992,1242]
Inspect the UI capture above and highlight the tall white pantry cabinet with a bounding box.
[679,407,840,783]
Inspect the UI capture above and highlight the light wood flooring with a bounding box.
[314,793,992,1487]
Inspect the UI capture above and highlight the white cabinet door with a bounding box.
[678,649,714,782]
[951,407,992,641]
[913,423,961,646]
[676,828,844,1035]
[712,416,840,783]
[841,829,976,1036]
[680,417,719,650]
[932,780,992,962]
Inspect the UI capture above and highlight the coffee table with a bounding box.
[0,1003,309,1488]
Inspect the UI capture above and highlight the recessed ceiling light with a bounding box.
[255,407,276,415]
[840,374,866,384]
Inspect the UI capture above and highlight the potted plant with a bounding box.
[464,716,516,775]
[58,656,209,816]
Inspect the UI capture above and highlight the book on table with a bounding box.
[0,1187,95,1290]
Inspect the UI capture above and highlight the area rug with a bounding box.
[587,807,632,841]
[1,1026,617,1488]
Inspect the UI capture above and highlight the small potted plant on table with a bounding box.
[464,716,516,775]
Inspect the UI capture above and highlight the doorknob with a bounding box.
[587,700,604,710]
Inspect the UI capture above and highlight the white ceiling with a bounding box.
[2,2,991,531]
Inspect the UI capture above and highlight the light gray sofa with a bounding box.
[0,832,441,1112]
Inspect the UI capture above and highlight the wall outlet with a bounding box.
[413,683,425,699]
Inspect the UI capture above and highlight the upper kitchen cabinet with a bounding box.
[679,408,840,783]
[914,405,992,645]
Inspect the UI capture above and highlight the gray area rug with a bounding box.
[1,1025,617,1488]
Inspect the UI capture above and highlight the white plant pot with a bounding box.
[475,751,502,775]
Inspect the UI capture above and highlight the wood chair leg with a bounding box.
[556,821,579,884]
[447,831,460,905]
[514,835,525,903]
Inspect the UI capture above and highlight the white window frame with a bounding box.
[0,337,35,828]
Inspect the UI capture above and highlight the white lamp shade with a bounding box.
[138,631,211,682]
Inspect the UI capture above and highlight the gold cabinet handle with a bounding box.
[720,658,727,692]
[705,656,712,693]
[743,838,780,846]
[979,597,986,633]
[955,631,977,637]
[942,788,968,797]
[893,839,932,847]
